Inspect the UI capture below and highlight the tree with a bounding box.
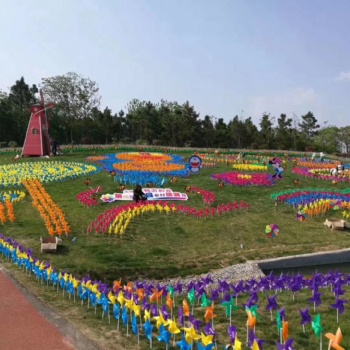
[275,114,293,150]
[215,118,229,148]
[92,107,116,144]
[313,126,339,154]
[41,72,101,143]
[201,116,215,147]
[228,116,245,148]
[259,113,275,149]
[7,77,39,144]
[299,111,320,138]
[243,117,259,148]
[338,126,350,154]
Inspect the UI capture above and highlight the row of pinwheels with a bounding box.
[0,161,100,188]
[94,153,190,178]
[0,190,26,203]
[202,162,218,168]
[113,174,167,188]
[0,190,25,224]
[23,179,70,236]
[0,233,349,349]
[0,201,15,224]
[271,188,350,209]
[186,186,216,205]
[77,187,104,207]
[87,200,250,235]
[197,154,237,163]
[296,161,339,169]
[232,164,268,172]
[292,168,350,183]
[212,172,275,187]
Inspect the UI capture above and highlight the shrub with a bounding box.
[8,141,17,148]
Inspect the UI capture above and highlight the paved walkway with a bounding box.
[0,268,78,350]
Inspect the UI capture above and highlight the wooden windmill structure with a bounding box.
[21,90,54,157]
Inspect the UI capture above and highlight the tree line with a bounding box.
[0,73,349,155]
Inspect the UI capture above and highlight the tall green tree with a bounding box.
[299,111,320,138]
[259,113,275,149]
[41,72,101,143]
[243,117,259,148]
[201,115,215,147]
[313,126,339,153]
[215,118,229,148]
[338,126,350,154]
[7,77,39,144]
[275,114,293,150]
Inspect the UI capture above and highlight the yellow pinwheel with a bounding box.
[182,325,201,344]
[168,319,181,335]
[200,332,213,346]
[144,309,151,322]
[153,311,168,329]
[117,291,125,307]
[108,291,117,305]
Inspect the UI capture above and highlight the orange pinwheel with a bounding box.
[123,281,133,293]
[150,288,163,303]
[183,299,190,317]
[112,279,122,293]
[246,311,257,330]
[282,321,289,342]
[135,288,145,301]
[166,293,174,310]
[325,328,345,350]
[204,303,216,323]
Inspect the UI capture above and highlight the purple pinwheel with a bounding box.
[308,290,323,311]
[151,304,159,316]
[249,291,259,305]
[174,281,183,294]
[203,322,217,339]
[188,314,202,332]
[227,326,237,344]
[210,289,220,302]
[218,279,231,294]
[333,283,346,298]
[142,300,150,311]
[201,275,214,287]
[331,298,348,322]
[276,338,294,350]
[298,307,311,333]
[161,305,170,321]
[178,306,185,327]
[266,294,279,320]
[249,329,266,349]
[298,307,311,325]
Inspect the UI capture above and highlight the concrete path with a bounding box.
[0,267,99,350]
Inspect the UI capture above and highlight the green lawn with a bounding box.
[1,150,350,349]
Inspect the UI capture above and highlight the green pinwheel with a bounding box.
[221,296,241,317]
[201,293,212,308]
[312,314,324,339]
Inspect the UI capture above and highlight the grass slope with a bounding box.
[1,150,350,349]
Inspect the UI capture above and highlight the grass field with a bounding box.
[1,150,350,349]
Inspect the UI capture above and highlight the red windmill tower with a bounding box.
[21,90,54,157]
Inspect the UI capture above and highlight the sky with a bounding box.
[1,0,350,127]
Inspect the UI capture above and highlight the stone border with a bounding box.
[251,248,350,270]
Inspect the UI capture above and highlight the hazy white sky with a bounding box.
[1,0,349,127]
